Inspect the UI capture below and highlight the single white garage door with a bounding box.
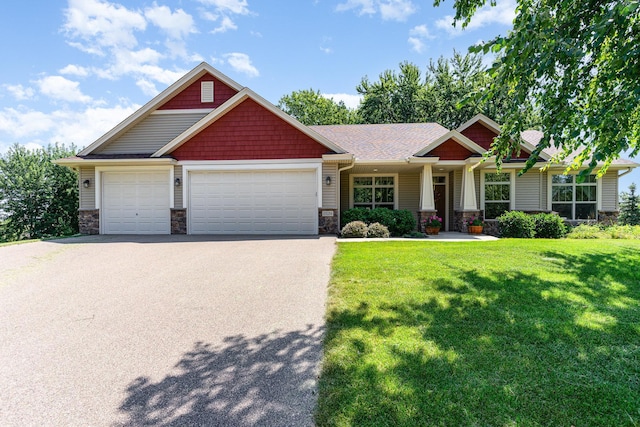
[102,171,170,234]
[189,170,318,234]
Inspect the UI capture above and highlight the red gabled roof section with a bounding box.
[171,98,334,160]
[158,73,238,110]
[423,138,477,160]
[461,121,531,160]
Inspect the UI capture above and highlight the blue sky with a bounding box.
[1,0,637,190]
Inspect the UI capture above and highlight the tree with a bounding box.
[356,52,538,128]
[437,0,640,174]
[0,144,78,241]
[277,89,358,125]
[619,183,640,225]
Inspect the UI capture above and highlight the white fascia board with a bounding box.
[55,157,176,167]
[456,113,501,133]
[406,156,440,164]
[322,153,355,162]
[79,62,244,156]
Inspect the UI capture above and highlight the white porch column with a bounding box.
[460,164,478,210]
[420,164,435,210]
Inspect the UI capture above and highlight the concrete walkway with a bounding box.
[0,235,336,427]
[337,231,498,242]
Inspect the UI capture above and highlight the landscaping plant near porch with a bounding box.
[317,240,640,426]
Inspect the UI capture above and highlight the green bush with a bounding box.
[533,213,567,238]
[341,208,416,237]
[389,209,417,236]
[341,221,368,238]
[497,211,535,238]
[567,224,640,239]
[341,208,370,227]
[367,222,390,238]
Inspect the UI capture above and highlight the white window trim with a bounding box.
[480,170,515,219]
[547,173,601,220]
[349,173,399,210]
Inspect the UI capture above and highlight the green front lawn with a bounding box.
[317,240,640,426]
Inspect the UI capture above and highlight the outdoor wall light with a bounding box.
[83,179,90,188]
[325,176,332,186]
[174,178,181,187]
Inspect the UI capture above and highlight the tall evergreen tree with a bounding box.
[619,183,640,225]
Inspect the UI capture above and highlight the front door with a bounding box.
[433,176,447,230]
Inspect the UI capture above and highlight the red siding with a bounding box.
[461,121,531,159]
[426,138,476,160]
[171,99,332,160]
[158,74,238,110]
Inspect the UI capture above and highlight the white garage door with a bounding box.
[102,171,170,234]
[189,170,318,234]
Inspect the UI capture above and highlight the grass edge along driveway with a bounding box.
[316,239,640,426]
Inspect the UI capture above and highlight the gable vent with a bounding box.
[201,81,214,103]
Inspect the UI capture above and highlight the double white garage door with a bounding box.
[101,169,317,234]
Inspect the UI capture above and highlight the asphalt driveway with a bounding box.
[0,235,336,426]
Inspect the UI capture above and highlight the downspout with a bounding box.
[336,159,356,232]
[618,167,633,178]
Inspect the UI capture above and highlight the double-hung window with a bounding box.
[551,174,597,219]
[483,172,512,219]
[352,176,395,209]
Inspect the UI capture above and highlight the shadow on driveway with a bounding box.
[115,325,323,427]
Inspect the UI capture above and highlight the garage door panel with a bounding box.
[102,171,170,234]
[189,170,317,235]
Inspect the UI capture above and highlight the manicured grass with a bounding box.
[317,240,640,426]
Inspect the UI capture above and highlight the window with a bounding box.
[484,172,511,219]
[352,176,395,209]
[552,174,597,219]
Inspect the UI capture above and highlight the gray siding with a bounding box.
[174,165,183,209]
[79,167,95,209]
[96,112,208,154]
[515,171,542,211]
[322,163,338,209]
[540,171,548,210]
[398,173,420,221]
[601,172,618,210]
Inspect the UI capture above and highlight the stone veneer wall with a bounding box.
[418,210,437,232]
[598,210,619,225]
[318,209,339,234]
[453,210,481,232]
[79,209,100,234]
[171,209,187,234]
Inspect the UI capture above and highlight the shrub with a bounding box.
[533,213,567,238]
[566,224,640,239]
[341,221,368,238]
[341,208,370,227]
[388,210,416,236]
[340,208,416,237]
[367,222,390,238]
[497,211,535,238]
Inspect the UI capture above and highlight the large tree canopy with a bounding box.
[0,144,78,241]
[437,0,640,174]
[277,89,358,125]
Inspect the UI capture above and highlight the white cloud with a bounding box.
[198,0,251,33]
[59,64,90,77]
[3,84,35,101]
[322,93,362,110]
[144,3,196,39]
[379,0,416,21]
[224,53,259,77]
[36,76,92,104]
[336,0,416,21]
[63,0,147,52]
[198,0,250,15]
[435,0,516,35]
[0,103,139,151]
[408,24,434,53]
[136,79,159,97]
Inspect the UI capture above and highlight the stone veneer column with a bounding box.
[418,210,437,232]
[171,209,187,234]
[78,209,100,234]
[454,210,481,232]
[318,209,339,234]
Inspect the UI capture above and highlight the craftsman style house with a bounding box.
[57,62,636,235]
